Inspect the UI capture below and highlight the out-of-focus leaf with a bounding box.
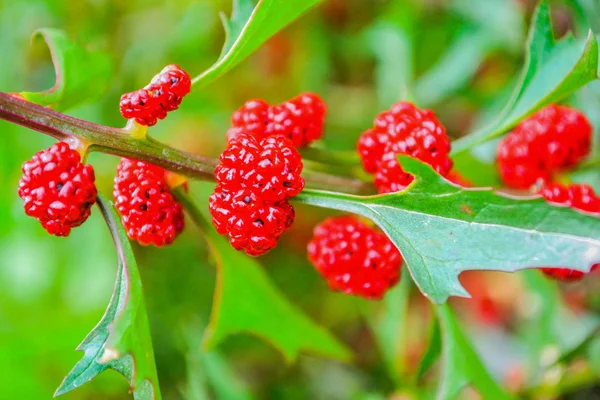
[192,0,324,87]
[55,195,160,399]
[20,28,112,111]
[415,316,441,381]
[436,304,511,399]
[452,0,598,167]
[294,156,600,304]
[176,188,351,363]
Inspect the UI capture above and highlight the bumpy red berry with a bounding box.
[210,133,304,256]
[114,159,184,246]
[18,142,97,236]
[357,102,453,194]
[497,105,592,189]
[539,182,600,280]
[119,64,191,127]
[227,92,326,147]
[308,216,402,299]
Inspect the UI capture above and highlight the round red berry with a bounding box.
[114,158,184,246]
[227,99,270,142]
[18,142,97,236]
[210,133,304,256]
[357,102,453,194]
[119,64,191,127]
[539,182,600,280]
[307,216,402,299]
[497,105,592,189]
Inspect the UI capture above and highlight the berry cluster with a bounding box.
[210,133,304,256]
[18,142,97,236]
[539,182,600,280]
[114,159,185,246]
[120,64,191,126]
[308,216,402,299]
[497,105,591,189]
[357,102,453,193]
[227,92,326,147]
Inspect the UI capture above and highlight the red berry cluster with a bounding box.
[539,182,600,280]
[357,102,453,193]
[18,142,97,236]
[497,105,591,189]
[114,158,185,246]
[210,133,304,256]
[120,64,191,126]
[227,92,326,147]
[308,216,402,299]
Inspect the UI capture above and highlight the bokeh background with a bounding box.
[2,0,600,399]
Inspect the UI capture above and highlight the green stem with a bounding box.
[173,187,213,234]
[300,147,361,167]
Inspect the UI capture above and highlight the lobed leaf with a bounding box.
[294,155,600,304]
[192,0,324,87]
[55,195,161,400]
[20,28,112,111]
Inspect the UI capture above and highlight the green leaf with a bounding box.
[20,28,112,111]
[294,155,600,304]
[435,304,512,400]
[192,0,324,87]
[55,195,161,400]
[176,188,351,363]
[451,0,598,158]
[415,316,441,381]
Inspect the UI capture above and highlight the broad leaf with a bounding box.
[451,0,598,164]
[435,304,511,399]
[55,195,161,399]
[20,28,112,111]
[294,155,600,304]
[192,0,324,87]
[176,188,351,362]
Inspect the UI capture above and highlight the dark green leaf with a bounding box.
[55,195,161,400]
[451,0,598,159]
[192,0,324,87]
[435,304,512,399]
[20,28,112,111]
[176,188,351,363]
[294,155,600,304]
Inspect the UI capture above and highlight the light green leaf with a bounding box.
[451,0,598,159]
[435,304,512,400]
[192,0,324,87]
[294,155,600,304]
[55,195,161,400]
[176,188,351,363]
[20,28,112,111]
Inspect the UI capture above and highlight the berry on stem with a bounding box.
[357,102,453,194]
[497,105,592,189]
[114,158,185,246]
[119,64,191,127]
[18,142,97,236]
[210,133,304,256]
[308,216,402,299]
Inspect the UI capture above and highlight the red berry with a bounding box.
[227,92,326,147]
[119,64,191,126]
[210,133,304,256]
[18,142,97,236]
[114,159,184,246]
[357,102,453,194]
[497,105,592,189]
[539,182,600,280]
[307,216,402,299]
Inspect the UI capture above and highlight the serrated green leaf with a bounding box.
[55,195,161,400]
[435,304,512,400]
[451,0,598,167]
[294,155,600,304]
[20,28,112,111]
[176,188,351,363]
[192,0,324,87]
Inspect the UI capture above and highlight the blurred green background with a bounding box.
[2,0,600,399]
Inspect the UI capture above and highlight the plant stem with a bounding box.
[300,147,361,167]
[0,92,370,194]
